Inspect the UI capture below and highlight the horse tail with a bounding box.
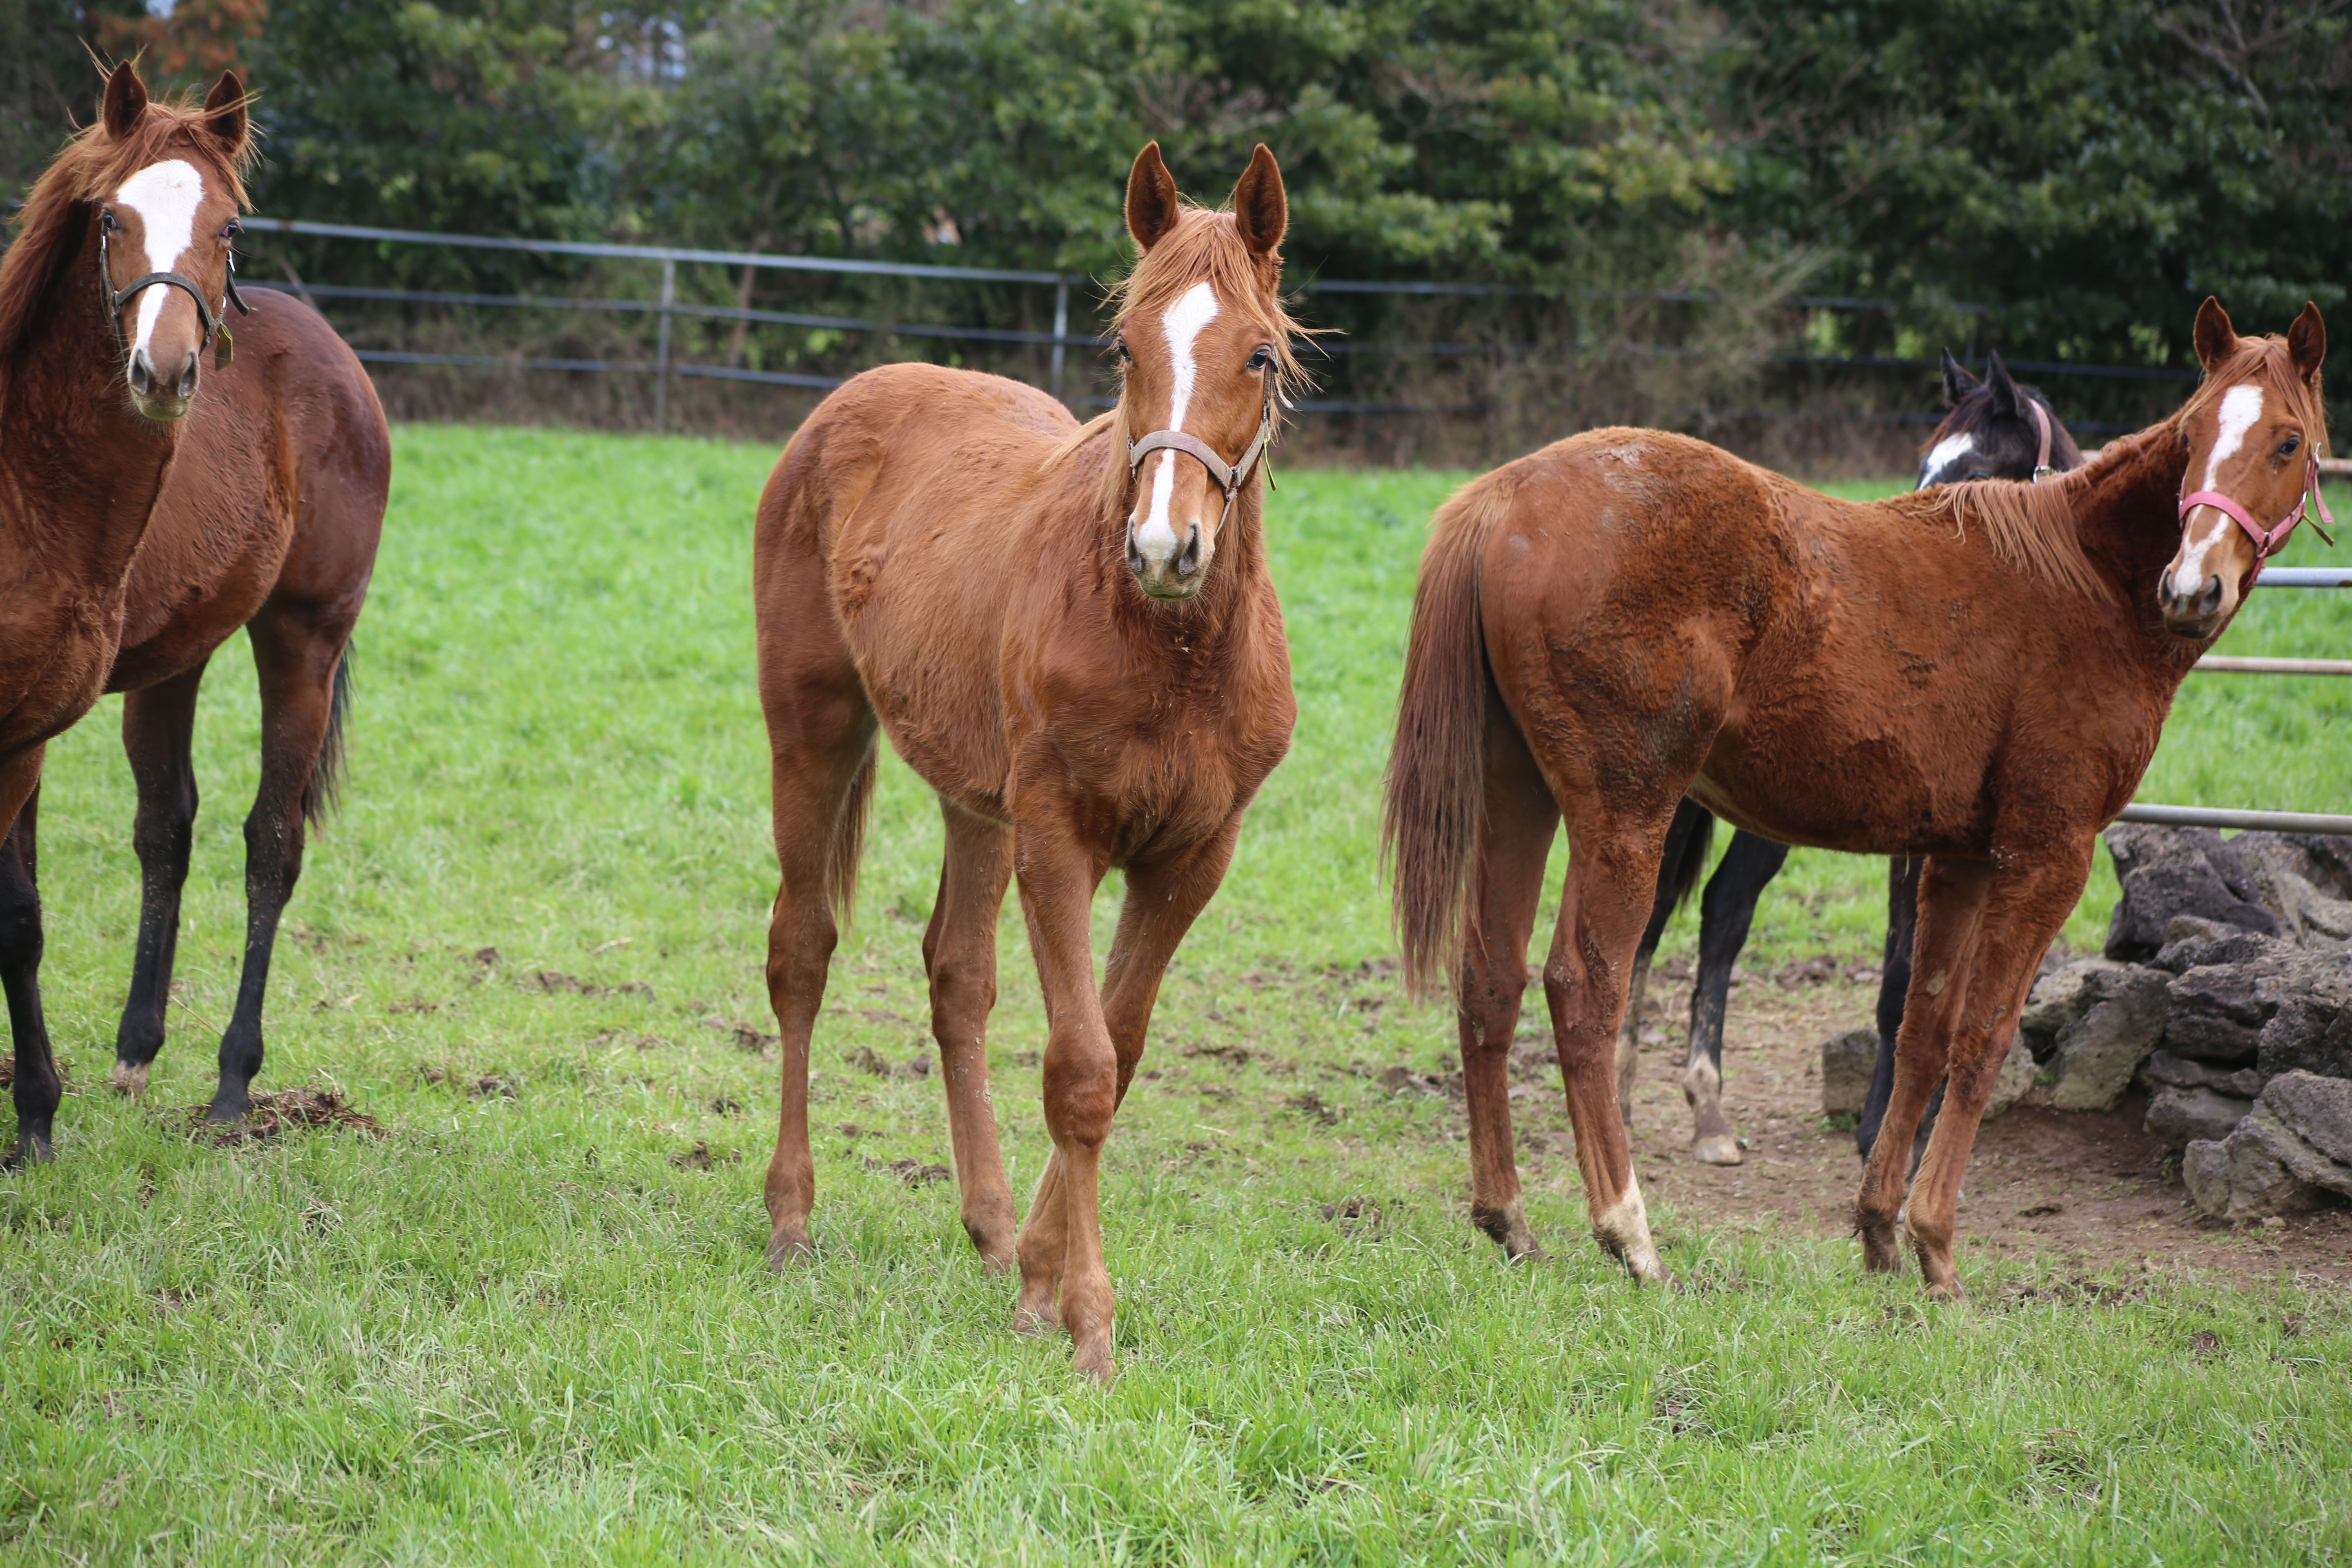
[1384,474,1515,1000]
[303,642,355,829]
[828,739,878,924]
[1665,800,1714,915]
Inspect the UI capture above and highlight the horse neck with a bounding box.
[2069,423,2201,658]
[0,227,182,588]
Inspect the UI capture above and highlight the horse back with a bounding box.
[110,288,389,690]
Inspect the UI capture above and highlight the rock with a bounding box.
[2221,832,2352,945]
[2145,1084,2252,1150]
[2140,1049,2265,1099]
[1821,1027,1875,1116]
[2163,959,2282,1065]
[2105,824,2279,961]
[2183,1070,2352,1220]
[2018,957,2120,1062]
[2150,928,2292,976]
[1985,1038,2040,1118]
[2257,990,2352,1082]
[2050,967,2170,1111]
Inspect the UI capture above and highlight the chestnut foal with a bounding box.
[1388,298,2327,1295]
[1,65,388,1158]
[753,144,1298,1379]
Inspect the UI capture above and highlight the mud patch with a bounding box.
[185,1088,382,1145]
[671,1140,743,1171]
[521,970,655,1000]
[703,1018,778,1054]
[867,1156,951,1187]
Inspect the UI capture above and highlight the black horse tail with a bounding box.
[303,642,354,829]
[1663,798,1715,916]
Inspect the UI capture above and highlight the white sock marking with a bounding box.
[2175,384,2265,594]
[1593,1176,1663,1281]
[1918,431,1973,489]
[1135,281,1220,564]
[115,159,207,362]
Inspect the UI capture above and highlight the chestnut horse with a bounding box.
[1387,298,2326,1295]
[0,65,389,1159]
[1617,350,2087,1169]
[753,144,1298,1379]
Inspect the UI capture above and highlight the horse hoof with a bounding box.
[1011,1306,1059,1337]
[1071,1344,1116,1385]
[202,1098,249,1125]
[1857,1220,1902,1273]
[763,1228,813,1270]
[110,1061,150,1099]
[1923,1277,1966,1303]
[7,1134,54,1169]
[1691,1133,1743,1166]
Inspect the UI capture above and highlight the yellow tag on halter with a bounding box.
[214,325,234,371]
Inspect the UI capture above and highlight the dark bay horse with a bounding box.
[1388,298,2326,1294]
[1617,350,2086,1167]
[0,65,389,1158]
[753,143,1298,1379]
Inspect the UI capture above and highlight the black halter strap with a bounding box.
[98,208,248,369]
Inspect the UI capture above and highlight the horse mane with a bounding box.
[1904,463,2115,605]
[0,87,254,368]
[1045,203,1313,520]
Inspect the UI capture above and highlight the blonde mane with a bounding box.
[0,83,254,368]
[1044,202,1313,519]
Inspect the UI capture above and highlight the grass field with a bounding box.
[3,426,2348,1564]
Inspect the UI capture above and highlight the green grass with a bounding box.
[2,428,2347,1564]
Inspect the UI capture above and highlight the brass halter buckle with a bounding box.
[98,208,249,372]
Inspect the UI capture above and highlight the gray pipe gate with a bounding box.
[230,216,2352,835]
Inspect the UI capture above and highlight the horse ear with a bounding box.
[2287,302,2326,388]
[102,61,148,140]
[2194,296,2239,372]
[1984,350,2022,418]
[1939,348,1979,409]
[1126,143,1180,254]
[1231,143,1286,261]
[203,71,249,159]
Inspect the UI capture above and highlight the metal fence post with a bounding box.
[654,257,675,433]
[1050,276,1069,405]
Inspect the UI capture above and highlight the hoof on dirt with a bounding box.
[110,1061,150,1099]
[202,1095,251,1125]
[1691,1133,1743,1166]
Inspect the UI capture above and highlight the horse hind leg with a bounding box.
[1,757,62,1164]
[1684,829,1788,1166]
[923,803,1017,1271]
[1545,806,1676,1283]
[205,613,348,1123]
[112,661,209,1098]
[1457,710,1559,1261]
[1617,798,1708,1130]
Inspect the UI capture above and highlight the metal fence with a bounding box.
[229,216,2217,432]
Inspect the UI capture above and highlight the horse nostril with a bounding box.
[127,353,151,396]
[2199,575,2224,617]
[176,354,198,399]
[1178,525,1203,577]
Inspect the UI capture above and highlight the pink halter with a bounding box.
[2026,396,2055,481]
[2178,454,2339,576]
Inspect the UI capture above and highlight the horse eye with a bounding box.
[1246,346,1272,372]
[222,219,242,240]
[1114,337,1131,363]
[2281,434,2300,458]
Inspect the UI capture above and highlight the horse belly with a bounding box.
[1691,712,1989,858]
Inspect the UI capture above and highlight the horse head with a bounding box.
[1110,142,1297,602]
[2161,298,2330,639]
[90,62,252,420]
[1918,350,2079,488]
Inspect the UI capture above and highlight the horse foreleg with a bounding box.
[1855,855,1928,1162]
[1904,849,2085,1299]
[1459,718,1557,1261]
[1010,828,1117,1381]
[923,804,1017,1271]
[1683,830,1787,1166]
[1855,855,1991,1273]
[0,755,60,1165]
[207,617,343,1123]
[112,661,208,1098]
[1546,813,1673,1283]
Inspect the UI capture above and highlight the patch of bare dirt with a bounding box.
[1591,976,2352,1283]
[184,1088,383,1145]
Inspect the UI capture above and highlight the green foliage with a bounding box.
[3,425,2349,1561]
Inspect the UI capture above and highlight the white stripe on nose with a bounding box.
[2172,384,2266,596]
[114,159,207,362]
[1134,281,1220,565]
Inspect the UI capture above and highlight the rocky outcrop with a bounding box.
[2183,1071,2352,1220]
[2049,966,2169,1111]
[2145,1084,2253,1150]
[2105,824,2278,960]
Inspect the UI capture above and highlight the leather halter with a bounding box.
[1125,372,1279,543]
[2179,454,2339,575]
[99,207,248,372]
[2025,396,2055,481]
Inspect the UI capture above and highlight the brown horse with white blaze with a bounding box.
[1,63,389,1158]
[1386,298,2327,1295]
[753,143,1298,1379]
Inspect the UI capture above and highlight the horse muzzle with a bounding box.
[1126,513,1210,599]
[126,343,200,419]
[2159,566,2232,641]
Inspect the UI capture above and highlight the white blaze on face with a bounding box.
[1918,430,1973,489]
[2174,383,2265,595]
[1135,281,1221,565]
[114,159,207,362]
